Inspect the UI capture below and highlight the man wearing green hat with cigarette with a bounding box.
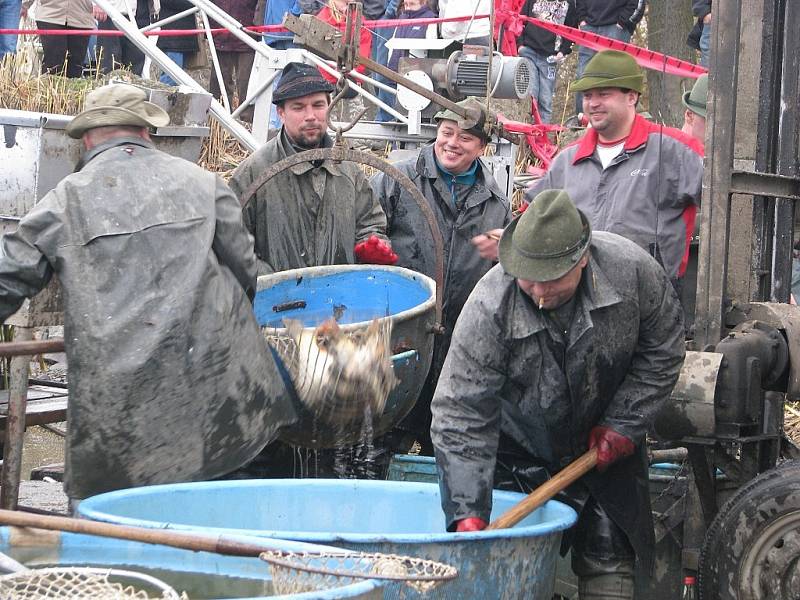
[370,97,511,456]
[527,50,704,296]
[431,189,685,598]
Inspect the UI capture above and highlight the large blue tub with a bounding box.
[0,527,382,599]
[255,266,437,448]
[79,479,577,599]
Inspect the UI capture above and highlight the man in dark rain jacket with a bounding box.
[230,62,395,274]
[0,84,296,503]
[371,98,511,452]
[431,190,685,599]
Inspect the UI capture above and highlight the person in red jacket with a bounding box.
[315,0,372,85]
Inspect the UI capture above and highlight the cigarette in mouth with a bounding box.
[539,297,544,310]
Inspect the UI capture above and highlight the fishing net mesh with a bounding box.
[260,549,457,595]
[0,567,187,600]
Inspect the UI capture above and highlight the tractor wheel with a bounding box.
[698,460,800,600]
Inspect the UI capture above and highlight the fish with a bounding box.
[281,317,399,426]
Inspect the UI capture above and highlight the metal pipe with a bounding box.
[302,51,409,123]
[0,327,33,510]
[233,69,279,116]
[0,339,65,357]
[200,9,229,110]
[140,7,199,32]
[93,0,261,152]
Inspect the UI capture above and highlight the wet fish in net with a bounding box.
[277,318,399,426]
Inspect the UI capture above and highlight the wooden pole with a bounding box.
[486,448,598,531]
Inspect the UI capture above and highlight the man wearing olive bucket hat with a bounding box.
[431,190,685,598]
[0,83,297,504]
[527,50,704,297]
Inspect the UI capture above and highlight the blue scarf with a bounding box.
[435,158,479,207]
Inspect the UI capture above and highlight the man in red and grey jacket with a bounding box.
[526,50,704,295]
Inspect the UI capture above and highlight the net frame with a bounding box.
[260,549,458,595]
[0,566,186,599]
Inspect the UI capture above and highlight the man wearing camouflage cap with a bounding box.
[0,83,297,504]
[527,50,704,296]
[681,73,708,146]
[370,97,511,456]
[431,189,685,598]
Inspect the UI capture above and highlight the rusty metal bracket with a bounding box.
[284,14,468,118]
[729,170,800,201]
[727,302,800,400]
[240,146,445,330]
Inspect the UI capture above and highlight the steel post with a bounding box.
[694,0,742,347]
[771,0,800,302]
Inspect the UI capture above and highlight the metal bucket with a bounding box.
[256,265,437,448]
[0,527,382,599]
[79,479,577,599]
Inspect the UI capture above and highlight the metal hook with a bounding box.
[326,77,369,146]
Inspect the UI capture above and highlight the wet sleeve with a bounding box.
[355,171,390,243]
[212,176,258,300]
[676,144,704,208]
[368,170,396,231]
[229,158,275,275]
[0,208,56,323]
[431,277,508,529]
[600,262,685,444]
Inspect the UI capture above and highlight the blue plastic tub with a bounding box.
[0,528,382,599]
[79,479,577,599]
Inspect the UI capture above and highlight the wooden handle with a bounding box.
[486,448,598,531]
[0,509,270,557]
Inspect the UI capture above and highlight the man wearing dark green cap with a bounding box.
[527,50,704,294]
[370,97,511,454]
[431,189,685,598]
[681,73,708,146]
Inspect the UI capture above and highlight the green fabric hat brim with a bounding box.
[499,211,592,282]
[570,74,644,93]
[682,89,707,118]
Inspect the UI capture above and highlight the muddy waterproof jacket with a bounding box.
[0,138,297,500]
[526,115,703,280]
[431,232,685,572]
[370,144,511,364]
[229,131,389,274]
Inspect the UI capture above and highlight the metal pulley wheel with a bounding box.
[239,145,445,327]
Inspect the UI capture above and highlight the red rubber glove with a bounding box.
[455,517,488,532]
[354,235,398,265]
[588,426,636,472]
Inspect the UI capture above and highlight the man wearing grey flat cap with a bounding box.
[431,189,685,598]
[0,83,297,504]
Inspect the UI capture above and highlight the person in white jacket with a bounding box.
[438,0,491,46]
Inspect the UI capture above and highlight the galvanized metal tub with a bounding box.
[79,479,577,599]
[0,527,382,599]
[255,265,437,448]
